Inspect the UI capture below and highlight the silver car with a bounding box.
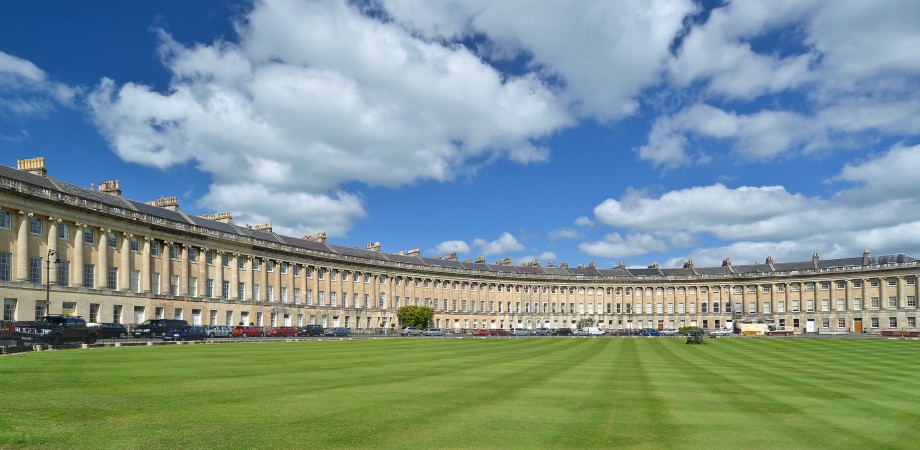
[512,328,529,336]
[206,325,233,338]
[424,328,444,336]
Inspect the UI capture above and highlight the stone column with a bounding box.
[120,233,131,291]
[230,254,239,300]
[273,260,282,302]
[162,242,172,295]
[141,238,151,293]
[96,229,109,288]
[15,211,29,282]
[73,224,85,287]
[180,245,190,296]
[259,258,268,301]
[47,217,58,285]
[214,251,224,299]
[199,248,209,298]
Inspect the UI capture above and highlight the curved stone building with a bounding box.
[2,157,918,335]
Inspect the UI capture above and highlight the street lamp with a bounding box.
[45,249,61,315]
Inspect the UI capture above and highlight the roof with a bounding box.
[2,161,917,282]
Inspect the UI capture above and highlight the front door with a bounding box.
[853,318,863,333]
[806,319,816,333]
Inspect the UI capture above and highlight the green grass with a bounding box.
[1,338,919,449]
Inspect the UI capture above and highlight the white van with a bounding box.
[584,327,605,336]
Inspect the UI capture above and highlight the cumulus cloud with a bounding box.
[549,229,581,240]
[0,51,76,116]
[431,240,470,256]
[87,0,571,236]
[473,232,525,255]
[587,143,920,265]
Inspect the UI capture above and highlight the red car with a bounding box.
[490,329,512,336]
[268,326,299,337]
[472,329,491,336]
[232,326,264,337]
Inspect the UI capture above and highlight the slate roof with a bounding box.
[2,161,918,281]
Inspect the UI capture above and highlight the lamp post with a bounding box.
[45,249,61,316]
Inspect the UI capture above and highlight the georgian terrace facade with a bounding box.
[2,157,919,335]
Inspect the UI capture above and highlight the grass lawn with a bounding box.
[1,337,918,449]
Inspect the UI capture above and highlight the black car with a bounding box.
[298,324,325,336]
[162,326,208,342]
[133,319,189,338]
[552,327,573,336]
[91,322,128,339]
[324,327,351,337]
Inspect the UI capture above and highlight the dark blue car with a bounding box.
[323,327,351,337]
[163,326,208,342]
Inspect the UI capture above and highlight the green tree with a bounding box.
[576,318,595,329]
[397,305,435,329]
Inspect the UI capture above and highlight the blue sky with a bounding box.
[2,0,920,268]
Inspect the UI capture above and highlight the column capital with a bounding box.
[123,232,133,237]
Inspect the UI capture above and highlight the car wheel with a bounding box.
[785,332,792,336]
[118,332,126,339]
[150,332,158,339]
[86,334,98,345]
[242,332,248,337]
[259,332,265,337]
[209,332,215,338]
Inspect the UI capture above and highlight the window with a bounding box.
[170,275,179,295]
[777,301,785,313]
[853,298,861,310]
[805,283,814,292]
[29,257,42,284]
[206,251,214,265]
[777,284,785,293]
[907,277,916,286]
[908,316,916,328]
[792,300,800,312]
[0,210,10,229]
[188,248,198,263]
[29,217,42,235]
[238,282,246,300]
[294,265,301,277]
[190,277,198,297]
[908,296,916,308]
[0,252,10,282]
[83,229,94,244]
[888,278,897,287]
[170,245,179,260]
[837,299,845,311]
[57,223,70,240]
[253,258,261,271]
[206,279,214,298]
[790,283,799,292]
[806,300,814,312]
[267,260,275,273]
[888,296,897,308]
[870,280,879,287]
[222,253,229,267]
[222,281,230,299]
[84,264,94,288]
[107,232,117,248]
[821,299,829,311]
[871,297,879,308]
[89,303,100,323]
[820,282,829,290]
[762,285,771,293]
[281,263,289,275]
[889,317,897,328]
[318,291,325,306]
[294,288,300,304]
[306,290,313,305]
[836,281,846,289]
[853,280,862,288]
[151,273,160,295]
[130,237,139,252]
[282,287,289,303]
[267,286,275,302]
[3,298,15,321]
[57,261,69,287]
[107,267,117,290]
[113,305,123,324]
[871,317,879,328]
[151,241,160,257]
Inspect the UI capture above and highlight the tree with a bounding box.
[576,318,595,329]
[397,305,435,329]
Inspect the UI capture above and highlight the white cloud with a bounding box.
[0,51,76,116]
[473,232,525,255]
[549,229,581,240]
[574,216,594,227]
[590,143,920,265]
[579,232,668,259]
[382,0,697,122]
[516,252,557,266]
[87,0,571,237]
[431,240,470,256]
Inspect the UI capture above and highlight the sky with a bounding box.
[2,0,920,269]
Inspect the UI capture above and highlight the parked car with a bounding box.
[490,329,512,336]
[298,324,325,336]
[206,325,233,338]
[584,327,605,336]
[162,326,208,342]
[573,328,588,336]
[232,326,264,337]
[132,319,189,338]
[400,326,422,336]
[268,326,300,337]
[89,322,128,339]
[552,327,573,336]
[423,328,444,336]
[661,328,680,336]
[324,327,351,337]
[531,327,551,336]
[472,329,491,336]
[709,328,733,337]
[512,328,529,336]
[643,329,662,336]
